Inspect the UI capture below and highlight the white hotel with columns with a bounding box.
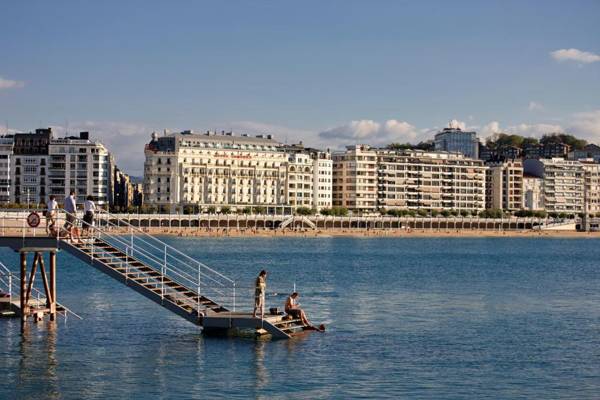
[143,130,333,212]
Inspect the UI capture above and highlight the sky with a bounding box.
[1,0,599,175]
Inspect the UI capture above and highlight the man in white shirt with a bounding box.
[46,195,58,235]
[82,195,96,235]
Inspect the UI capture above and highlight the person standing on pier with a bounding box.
[253,270,267,318]
[82,195,96,236]
[63,190,77,241]
[45,194,58,235]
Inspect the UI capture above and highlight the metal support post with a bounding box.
[20,252,27,330]
[49,251,57,321]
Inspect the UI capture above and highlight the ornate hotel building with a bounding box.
[143,131,333,211]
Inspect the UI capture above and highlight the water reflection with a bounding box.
[253,339,269,391]
[18,321,60,399]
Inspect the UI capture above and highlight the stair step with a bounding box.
[280,325,306,332]
[274,319,303,326]
[71,237,232,327]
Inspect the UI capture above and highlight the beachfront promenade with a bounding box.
[0,210,588,233]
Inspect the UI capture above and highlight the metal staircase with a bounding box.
[58,209,308,338]
[0,208,315,338]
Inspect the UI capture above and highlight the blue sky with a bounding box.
[1,1,599,174]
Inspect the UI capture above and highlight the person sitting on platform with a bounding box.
[284,292,326,332]
[284,292,312,327]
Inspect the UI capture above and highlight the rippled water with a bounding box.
[1,237,600,399]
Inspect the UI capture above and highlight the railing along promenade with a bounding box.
[0,209,582,232]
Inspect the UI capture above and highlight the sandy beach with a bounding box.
[129,227,600,239]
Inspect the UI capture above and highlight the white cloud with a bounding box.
[0,76,25,90]
[550,48,600,64]
[528,101,544,111]
[319,119,420,145]
[0,126,19,135]
[505,123,564,137]
[50,121,153,176]
[225,120,313,139]
[479,121,501,137]
[568,110,600,140]
[448,119,466,130]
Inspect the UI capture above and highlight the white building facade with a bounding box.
[522,175,544,211]
[523,158,585,213]
[3,129,113,205]
[0,137,14,203]
[313,151,332,210]
[144,131,290,211]
[377,149,486,211]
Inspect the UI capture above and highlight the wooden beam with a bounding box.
[49,251,57,321]
[39,253,53,307]
[24,253,39,307]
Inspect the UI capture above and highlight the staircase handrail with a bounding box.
[90,209,231,290]
[59,209,235,311]
[94,208,234,285]
[0,208,237,312]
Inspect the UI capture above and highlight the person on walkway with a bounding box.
[284,292,312,326]
[253,270,267,318]
[63,190,77,241]
[45,195,58,235]
[82,195,96,236]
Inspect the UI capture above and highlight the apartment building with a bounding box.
[286,152,314,208]
[284,144,332,210]
[313,151,332,210]
[485,160,523,210]
[0,137,14,203]
[581,160,600,214]
[3,128,113,205]
[434,123,479,159]
[377,149,486,211]
[144,130,288,211]
[11,128,52,204]
[522,175,544,211]
[332,145,378,212]
[48,132,112,205]
[523,158,584,213]
[113,167,135,210]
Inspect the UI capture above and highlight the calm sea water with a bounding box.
[1,237,600,399]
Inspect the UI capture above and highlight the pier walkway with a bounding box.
[0,209,309,339]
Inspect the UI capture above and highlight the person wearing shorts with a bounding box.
[82,195,96,236]
[63,190,77,241]
[253,270,267,318]
[46,195,58,235]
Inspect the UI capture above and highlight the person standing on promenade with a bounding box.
[63,190,77,241]
[253,270,267,318]
[45,194,58,235]
[82,195,96,236]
